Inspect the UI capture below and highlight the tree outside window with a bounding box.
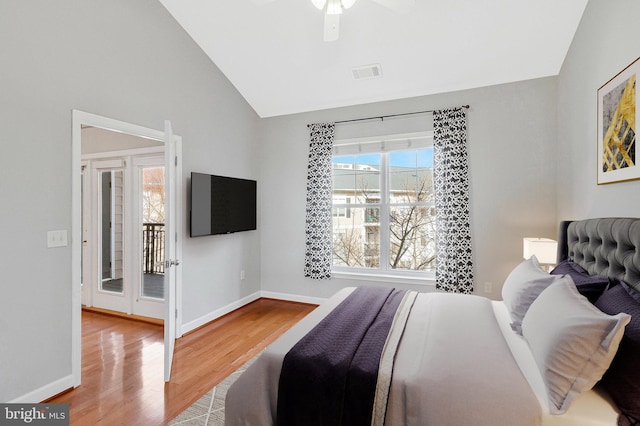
[142,167,165,223]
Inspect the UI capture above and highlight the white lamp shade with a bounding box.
[523,238,558,265]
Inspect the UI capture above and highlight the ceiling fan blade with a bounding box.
[311,0,327,9]
[370,0,415,13]
[324,13,340,42]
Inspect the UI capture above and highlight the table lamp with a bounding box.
[523,237,558,272]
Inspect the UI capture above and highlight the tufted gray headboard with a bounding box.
[557,218,640,292]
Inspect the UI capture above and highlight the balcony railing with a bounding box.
[143,222,165,274]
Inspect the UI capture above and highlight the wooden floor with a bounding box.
[49,299,317,425]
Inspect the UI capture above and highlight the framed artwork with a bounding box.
[597,57,638,185]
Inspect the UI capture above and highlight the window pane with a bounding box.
[333,207,380,268]
[141,166,165,299]
[333,154,381,205]
[389,206,436,271]
[100,170,125,294]
[389,149,433,203]
[333,155,356,200]
[355,154,380,204]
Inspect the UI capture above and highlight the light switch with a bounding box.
[47,230,68,248]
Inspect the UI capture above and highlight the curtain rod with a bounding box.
[333,104,470,125]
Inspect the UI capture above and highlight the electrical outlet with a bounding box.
[240,270,246,281]
[484,282,493,294]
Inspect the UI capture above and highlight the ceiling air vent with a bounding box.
[352,64,383,80]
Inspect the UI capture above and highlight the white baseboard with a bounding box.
[180,291,326,336]
[9,375,74,403]
[180,291,262,335]
[260,291,326,306]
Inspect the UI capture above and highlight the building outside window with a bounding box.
[332,196,351,218]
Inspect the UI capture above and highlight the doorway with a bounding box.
[72,111,183,386]
[82,151,166,319]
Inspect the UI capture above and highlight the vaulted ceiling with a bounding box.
[159,0,588,118]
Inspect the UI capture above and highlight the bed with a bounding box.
[225,218,640,426]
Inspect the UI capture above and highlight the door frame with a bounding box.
[71,110,183,387]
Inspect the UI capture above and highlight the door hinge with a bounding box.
[164,259,180,268]
[175,156,178,167]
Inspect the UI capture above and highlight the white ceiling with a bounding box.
[159,0,588,118]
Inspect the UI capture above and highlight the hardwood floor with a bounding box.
[49,299,317,425]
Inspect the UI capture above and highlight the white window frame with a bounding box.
[331,131,436,285]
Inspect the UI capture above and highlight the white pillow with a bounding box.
[501,256,563,334]
[522,279,631,414]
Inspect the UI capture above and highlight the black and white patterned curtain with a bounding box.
[433,108,474,294]
[304,123,335,279]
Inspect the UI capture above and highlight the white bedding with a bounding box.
[225,288,620,425]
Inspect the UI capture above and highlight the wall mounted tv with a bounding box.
[190,172,257,237]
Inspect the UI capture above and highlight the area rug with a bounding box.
[168,354,260,426]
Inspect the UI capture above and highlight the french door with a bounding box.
[82,155,168,319]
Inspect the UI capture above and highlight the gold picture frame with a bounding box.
[597,57,638,185]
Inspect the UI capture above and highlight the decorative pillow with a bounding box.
[501,256,564,334]
[550,260,610,303]
[522,279,630,414]
[595,282,640,423]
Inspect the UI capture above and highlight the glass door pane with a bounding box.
[141,166,165,299]
[100,170,124,294]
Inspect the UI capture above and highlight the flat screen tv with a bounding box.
[190,172,257,237]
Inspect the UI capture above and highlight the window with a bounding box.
[331,145,435,278]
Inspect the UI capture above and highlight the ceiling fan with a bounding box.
[255,0,415,42]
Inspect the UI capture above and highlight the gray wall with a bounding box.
[0,0,260,402]
[557,0,640,218]
[259,77,558,301]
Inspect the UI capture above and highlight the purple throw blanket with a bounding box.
[276,287,406,426]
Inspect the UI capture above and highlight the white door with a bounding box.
[81,162,91,306]
[163,120,179,382]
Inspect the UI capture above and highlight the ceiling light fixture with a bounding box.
[311,0,358,41]
[310,0,414,42]
[312,0,358,14]
[254,0,414,42]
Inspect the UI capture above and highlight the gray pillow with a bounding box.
[501,256,564,334]
[522,279,630,414]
